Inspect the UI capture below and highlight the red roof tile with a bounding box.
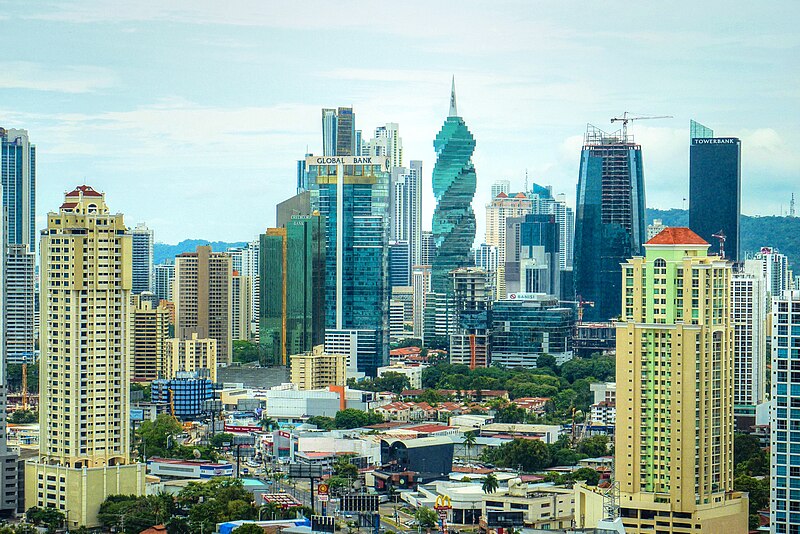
[65,185,103,197]
[496,192,508,198]
[646,227,708,246]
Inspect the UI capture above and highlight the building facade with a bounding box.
[574,125,646,322]
[307,155,390,376]
[231,271,252,341]
[1,127,35,252]
[153,262,175,302]
[27,186,145,528]
[5,244,36,363]
[174,246,232,364]
[431,80,476,294]
[614,227,747,532]
[260,214,326,366]
[390,161,423,267]
[168,333,218,382]
[770,289,800,534]
[730,268,767,424]
[688,120,741,261]
[490,294,573,368]
[750,247,791,297]
[485,191,532,297]
[131,222,154,294]
[131,296,171,382]
[152,371,215,420]
[290,344,346,391]
[504,214,561,298]
[412,265,431,340]
[449,268,491,369]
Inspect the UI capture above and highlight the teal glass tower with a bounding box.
[431,79,476,293]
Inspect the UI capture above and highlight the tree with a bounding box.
[415,506,438,530]
[260,417,278,431]
[462,431,477,465]
[334,409,383,429]
[26,506,66,530]
[8,409,37,424]
[211,432,235,449]
[139,413,183,458]
[233,523,266,534]
[536,353,558,373]
[306,416,336,430]
[493,402,527,424]
[481,438,551,472]
[333,456,359,479]
[481,473,499,494]
[98,494,176,534]
[577,435,609,458]
[734,474,768,528]
[233,340,263,364]
[568,467,600,486]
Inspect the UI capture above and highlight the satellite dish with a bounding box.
[193,449,202,459]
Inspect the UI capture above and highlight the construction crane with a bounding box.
[21,363,28,411]
[610,112,673,139]
[559,298,595,324]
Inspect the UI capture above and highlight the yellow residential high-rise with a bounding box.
[614,227,747,533]
[290,344,346,390]
[26,186,145,528]
[167,333,218,382]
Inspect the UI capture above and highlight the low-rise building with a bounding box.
[265,386,381,421]
[168,333,218,382]
[482,479,575,530]
[151,371,216,420]
[147,458,234,479]
[479,423,562,444]
[290,345,346,390]
[377,362,426,389]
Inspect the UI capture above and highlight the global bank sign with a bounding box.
[306,155,390,171]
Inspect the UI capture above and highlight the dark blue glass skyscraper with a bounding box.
[689,120,741,261]
[431,79,476,293]
[0,127,35,252]
[574,125,645,321]
[307,155,390,376]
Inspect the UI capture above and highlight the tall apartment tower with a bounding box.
[421,231,436,267]
[449,267,491,369]
[241,239,260,339]
[485,191,532,297]
[260,214,326,367]
[730,266,767,425]
[131,222,154,294]
[751,247,791,297]
[307,155,390,376]
[322,107,356,156]
[412,265,431,340]
[1,127,35,251]
[770,289,800,534]
[231,271,252,341]
[689,120,741,260]
[364,123,403,168]
[167,333,218,382]
[431,79,476,294]
[130,295,171,381]
[174,246,232,364]
[615,228,747,532]
[0,184,17,518]
[153,262,175,302]
[27,186,144,528]
[390,160,423,267]
[574,124,646,322]
[5,244,36,363]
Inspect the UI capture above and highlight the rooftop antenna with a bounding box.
[712,230,727,259]
[790,193,796,218]
[524,169,529,194]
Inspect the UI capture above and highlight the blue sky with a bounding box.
[2,1,798,243]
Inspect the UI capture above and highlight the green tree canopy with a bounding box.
[233,524,266,534]
[415,507,438,529]
[334,409,383,429]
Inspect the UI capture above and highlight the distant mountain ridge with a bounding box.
[647,208,800,266]
[154,239,247,265]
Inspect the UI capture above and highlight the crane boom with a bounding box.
[610,112,673,139]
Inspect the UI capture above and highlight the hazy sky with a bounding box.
[2,1,798,244]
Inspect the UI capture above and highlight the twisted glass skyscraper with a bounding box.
[431,79,476,293]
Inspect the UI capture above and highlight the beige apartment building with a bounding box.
[167,333,218,382]
[231,270,252,341]
[174,245,232,363]
[130,295,171,381]
[26,186,145,528]
[290,344,346,390]
[485,191,532,297]
[612,228,747,533]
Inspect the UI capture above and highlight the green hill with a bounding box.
[153,239,246,265]
[647,208,800,266]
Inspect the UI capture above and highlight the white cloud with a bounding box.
[0,62,115,93]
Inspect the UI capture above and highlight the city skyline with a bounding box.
[1,2,797,244]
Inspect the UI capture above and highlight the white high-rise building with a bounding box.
[751,247,791,297]
[551,193,575,270]
[731,268,767,415]
[131,222,154,294]
[154,262,175,302]
[412,265,431,340]
[421,231,436,267]
[647,218,667,241]
[491,180,510,199]
[241,239,260,339]
[486,191,532,297]
[390,161,423,268]
[5,244,36,363]
[363,123,403,168]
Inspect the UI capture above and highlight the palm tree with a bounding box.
[462,431,477,469]
[261,417,278,431]
[482,473,499,494]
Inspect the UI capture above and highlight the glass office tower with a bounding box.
[574,125,645,321]
[306,155,390,376]
[689,120,741,261]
